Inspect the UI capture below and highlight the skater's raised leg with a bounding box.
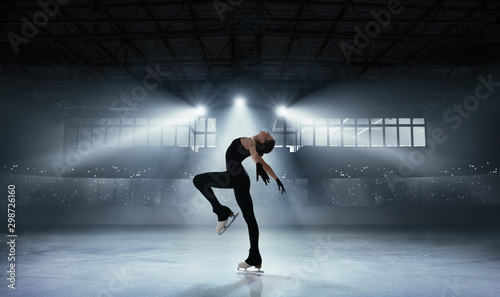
[193,172,236,230]
[193,172,233,217]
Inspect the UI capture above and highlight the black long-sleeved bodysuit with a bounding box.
[193,138,261,264]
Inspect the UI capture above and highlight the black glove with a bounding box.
[256,163,270,185]
[276,178,286,194]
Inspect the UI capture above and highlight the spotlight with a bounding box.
[196,106,206,116]
[277,106,287,117]
[235,97,245,107]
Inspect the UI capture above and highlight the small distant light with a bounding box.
[196,106,206,116]
[235,97,245,107]
[277,106,287,116]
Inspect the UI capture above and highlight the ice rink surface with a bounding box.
[1,225,499,297]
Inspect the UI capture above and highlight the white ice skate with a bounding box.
[237,261,264,273]
[216,212,239,235]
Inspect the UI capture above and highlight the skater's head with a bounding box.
[255,131,275,156]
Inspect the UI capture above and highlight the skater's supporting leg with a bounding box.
[234,184,261,265]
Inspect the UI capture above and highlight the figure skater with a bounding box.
[193,131,286,270]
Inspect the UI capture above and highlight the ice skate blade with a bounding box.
[237,267,264,274]
[218,212,239,235]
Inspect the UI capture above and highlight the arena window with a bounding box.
[272,117,426,151]
[63,117,216,151]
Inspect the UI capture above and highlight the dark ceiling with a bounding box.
[1,0,500,110]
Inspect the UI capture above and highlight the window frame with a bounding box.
[272,117,426,151]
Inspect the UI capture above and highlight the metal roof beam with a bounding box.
[2,28,498,43]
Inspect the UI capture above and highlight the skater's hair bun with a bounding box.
[256,139,275,156]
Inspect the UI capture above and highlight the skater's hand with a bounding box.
[276,178,286,194]
[256,163,270,185]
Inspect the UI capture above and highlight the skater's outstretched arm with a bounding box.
[246,138,278,180]
[242,135,286,194]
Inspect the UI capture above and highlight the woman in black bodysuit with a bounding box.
[193,131,286,270]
